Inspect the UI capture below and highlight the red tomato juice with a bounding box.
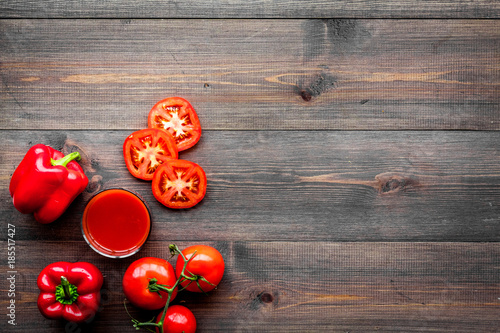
[82,189,151,258]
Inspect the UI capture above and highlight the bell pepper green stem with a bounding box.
[51,151,81,168]
[55,276,79,305]
[62,277,71,298]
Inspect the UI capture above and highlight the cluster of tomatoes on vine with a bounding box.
[123,244,225,333]
[123,97,206,209]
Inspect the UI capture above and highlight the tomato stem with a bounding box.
[147,278,174,296]
[123,300,157,333]
[179,269,216,295]
[157,244,195,332]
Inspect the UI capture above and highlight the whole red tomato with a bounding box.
[175,245,224,293]
[123,257,178,310]
[155,305,196,333]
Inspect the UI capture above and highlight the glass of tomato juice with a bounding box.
[82,189,151,258]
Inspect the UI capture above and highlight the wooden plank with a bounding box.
[1,241,498,332]
[2,130,499,242]
[1,0,499,18]
[1,19,499,131]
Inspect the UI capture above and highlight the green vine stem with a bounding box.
[147,278,173,297]
[178,269,216,294]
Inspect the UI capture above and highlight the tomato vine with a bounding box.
[125,244,195,332]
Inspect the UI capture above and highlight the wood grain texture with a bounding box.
[1,130,499,242]
[0,241,498,332]
[2,19,499,130]
[1,0,499,18]
[1,16,499,333]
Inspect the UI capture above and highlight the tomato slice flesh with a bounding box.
[130,136,164,172]
[124,129,178,181]
[161,166,200,202]
[148,97,201,151]
[153,105,194,141]
[152,160,206,209]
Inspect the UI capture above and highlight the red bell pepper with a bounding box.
[37,261,103,323]
[9,144,88,224]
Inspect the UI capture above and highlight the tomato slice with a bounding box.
[152,159,207,209]
[123,129,178,181]
[147,97,202,152]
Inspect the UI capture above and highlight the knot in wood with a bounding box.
[375,172,417,194]
[259,292,274,304]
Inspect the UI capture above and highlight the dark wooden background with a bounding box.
[1,1,499,332]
